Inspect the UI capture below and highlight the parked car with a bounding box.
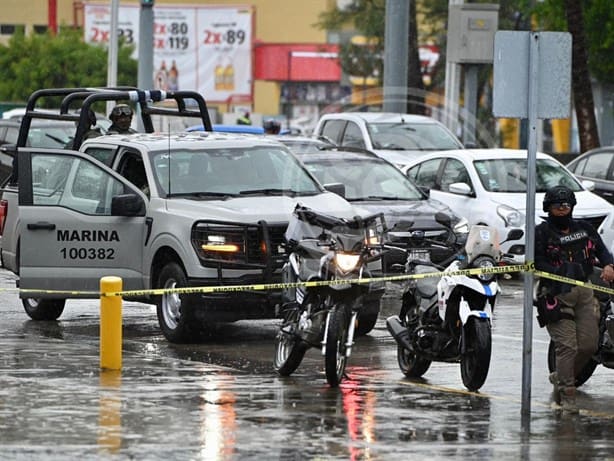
[565,146,614,204]
[295,146,469,270]
[269,134,335,154]
[0,119,76,148]
[403,148,614,264]
[186,123,265,134]
[0,119,89,184]
[313,112,464,169]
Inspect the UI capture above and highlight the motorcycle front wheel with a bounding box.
[397,345,431,378]
[325,305,349,387]
[547,340,598,387]
[274,308,308,376]
[460,318,492,391]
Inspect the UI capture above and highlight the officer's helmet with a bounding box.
[109,104,133,121]
[543,185,577,212]
[263,119,281,134]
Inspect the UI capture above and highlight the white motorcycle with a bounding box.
[386,212,523,391]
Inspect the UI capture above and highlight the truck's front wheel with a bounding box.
[22,298,65,321]
[156,262,197,343]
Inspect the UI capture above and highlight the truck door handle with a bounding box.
[27,222,56,230]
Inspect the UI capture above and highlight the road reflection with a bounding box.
[98,370,122,453]
[198,374,237,460]
[394,384,492,445]
[339,373,377,461]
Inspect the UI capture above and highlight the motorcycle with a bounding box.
[274,204,387,387]
[546,268,614,386]
[386,212,524,391]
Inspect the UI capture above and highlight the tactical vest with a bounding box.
[544,221,598,279]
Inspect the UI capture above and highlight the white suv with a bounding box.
[313,112,464,169]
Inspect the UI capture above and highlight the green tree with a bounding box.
[0,28,137,106]
[533,0,613,151]
[317,0,426,114]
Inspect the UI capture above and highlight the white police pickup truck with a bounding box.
[0,88,382,342]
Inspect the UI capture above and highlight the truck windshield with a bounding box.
[150,147,323,197]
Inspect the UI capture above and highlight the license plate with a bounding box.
[408,249,430,263]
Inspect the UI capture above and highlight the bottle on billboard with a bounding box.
[154,60,169,91]
[223,57,235,91]
[214,57,224,91]
[168,60,179,91]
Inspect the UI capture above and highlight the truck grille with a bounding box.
[192,220,288,269]
[246,224,287,265]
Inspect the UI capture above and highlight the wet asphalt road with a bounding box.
[2,269,614,460]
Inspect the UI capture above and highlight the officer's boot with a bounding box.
[558,386,579,415]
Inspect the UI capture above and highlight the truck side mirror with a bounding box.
[324,182,345,198]
[111,193,145,217]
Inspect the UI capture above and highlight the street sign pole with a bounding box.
[493,30,571,429]
[521,32,540,428]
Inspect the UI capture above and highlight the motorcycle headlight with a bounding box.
[497,204,525,227]
[473,256,497,282]
[365,234,381,246]
[335,252,361,273]
[453,217,470,235]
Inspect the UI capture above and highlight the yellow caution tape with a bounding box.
[14,261,613,298]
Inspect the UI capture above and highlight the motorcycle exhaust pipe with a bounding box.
[386,315,413,352]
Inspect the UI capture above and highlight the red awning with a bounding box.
[254,44,341,82]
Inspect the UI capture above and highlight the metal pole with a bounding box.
[106,0,120,116]
[463,64,478,146]
[521,31,540,428]
[444,0,463,135]
[138,2,155,131]
[383,0,409,113]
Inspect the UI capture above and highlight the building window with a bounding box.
[33,25,48,34]
[1,24,17,35]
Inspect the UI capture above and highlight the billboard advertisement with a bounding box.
[84,2,253,102]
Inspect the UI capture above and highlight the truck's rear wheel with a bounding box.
[156,262,197,343]
[22,298,65,321]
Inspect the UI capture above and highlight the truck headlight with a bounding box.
[201,235,241,253]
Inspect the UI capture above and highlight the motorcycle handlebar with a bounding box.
[294,205,386,232]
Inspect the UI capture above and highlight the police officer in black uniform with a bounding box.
[535,185,614,414]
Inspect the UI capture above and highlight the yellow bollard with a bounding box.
[100,276,123,370]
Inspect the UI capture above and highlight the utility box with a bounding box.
[447,4,499,64]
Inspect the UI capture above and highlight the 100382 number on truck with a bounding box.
[60,247,116,260]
